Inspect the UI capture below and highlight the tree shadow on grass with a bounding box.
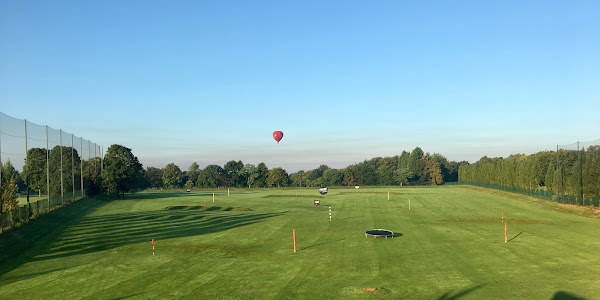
[299,238,346,251]
[0,195,287,278]
[0,267,71,285]
[437,285,482,300]
[34,209,286,261]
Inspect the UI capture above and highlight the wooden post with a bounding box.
[228,188,230,196]
[293,230,297,253]
[213,193,215,203]
[409,199,411,210]
[388,192,390,200]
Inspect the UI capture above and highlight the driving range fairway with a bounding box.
[1,186,599,299]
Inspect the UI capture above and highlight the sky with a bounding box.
[1,0,599,172]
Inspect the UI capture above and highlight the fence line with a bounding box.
[0,112,104,234]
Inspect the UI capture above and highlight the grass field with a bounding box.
[1,186,599,299]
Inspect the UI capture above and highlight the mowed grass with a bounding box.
[1,186,600,299]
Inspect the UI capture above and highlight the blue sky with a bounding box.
[1,1,599,172]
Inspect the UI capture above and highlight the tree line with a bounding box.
[458,146,600,204]
[139,147,467,190]
[2,145,466,215]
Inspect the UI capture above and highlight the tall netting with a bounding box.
[456,139,600,208]
[556,140,600,207]
[0,112,104,233]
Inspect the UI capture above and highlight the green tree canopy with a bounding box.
[1,160,20,222]
[22,148,48,195]
[242,164,259,188]
[102,144,144,198]
[162,163,183,188]
[145,167,163,189]
[267,167,289,187]
[197,164,223,188]
[322,169,343,186]
[224,160,244,187]
[255,163,269,188]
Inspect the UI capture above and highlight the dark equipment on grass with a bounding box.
[314,200,320,206]
[365,229,394,238]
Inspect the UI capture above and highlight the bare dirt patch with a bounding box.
[263,195,323,198]
[442,217,552,224]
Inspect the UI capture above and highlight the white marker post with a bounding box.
[329,207,332,221]
[213,193,215,203]
[228,188,230,196]
[409,199,411,210]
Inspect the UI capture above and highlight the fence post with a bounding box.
[25,119,30,220]
[60,129,64,206]
[46,125,50,209]
[80,138,84,197]
[0,116,3,234]
[72,134,75,202]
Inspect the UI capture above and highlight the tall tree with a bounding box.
[342,165,358,186]
[267,167,289,187]
[145,167,163,189]
[197,164,223,188]
[308,165,329,181]
[187,162,200,186]
[102,144,144,198]
[376,165,395,186]
[242,164,259,188]
[289,170,307,187]
[255,163,269,188]
[22,148,47,196]
[1,161,20,224]
[162,163,183,188]
[322,169,344,186]
[224,160,244,187]
[426,158,444,185]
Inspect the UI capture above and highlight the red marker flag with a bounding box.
[152,238,155,246]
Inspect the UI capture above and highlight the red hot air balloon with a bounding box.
[273,131,284,144]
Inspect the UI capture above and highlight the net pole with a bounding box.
[46,126,50,209]
[80,138,84,197]
[88,140,90,196]
[577,141,585,205]
[0,116,3,234]
[556,145,559,202]
[25,120,30,220]
[60,130,64,206]
[71,134,74,202]
[101,145,103,177]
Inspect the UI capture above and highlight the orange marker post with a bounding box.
[293,230,297,253]
[504,222,507,243]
